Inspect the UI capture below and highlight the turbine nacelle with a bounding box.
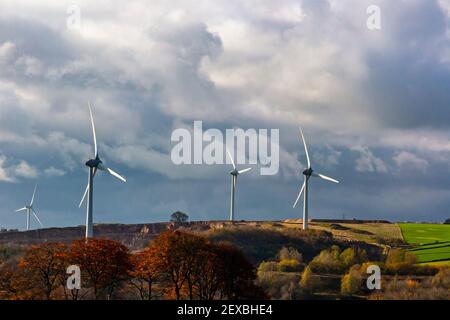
[85,157,102,168]
[230,169,239,176]
[302,168,313,176]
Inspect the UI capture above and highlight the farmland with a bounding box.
[400,223,450,264]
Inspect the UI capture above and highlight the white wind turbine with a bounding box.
[16,184,43,231]
[79,102,126,239]
[293,127,339,230]
[226,148,252,221]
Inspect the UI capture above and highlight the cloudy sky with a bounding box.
[1,0,450,230]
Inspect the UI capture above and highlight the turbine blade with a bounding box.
[238,168,252,174]
[293,182,306,208]
[79,184,89,208]
[88,101,98,158]
[78,168,96,208]
[106,167,126,182]
[30,184,37,206]
[31,208,43,228]
[226,148,236,170]
[314,173,339,184]
[299,126,311,168]
[15,207,27,212]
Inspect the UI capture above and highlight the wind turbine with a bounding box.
[16,184,43,231]
[79,102,126,239]
[226,148,251,221]
[292,127,339,230]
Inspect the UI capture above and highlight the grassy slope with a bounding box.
[205,222,383,264]
[400,223,450,264]
[301,222,403,245]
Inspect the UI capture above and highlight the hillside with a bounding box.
[0,219,391,263]
[0,221,222,250]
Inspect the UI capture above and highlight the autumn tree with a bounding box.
[300,266,321,294]
[129,246,168,300]
[149,231,266,300]
[210,241,267,299]
[0,259,30,300]
[149,231,206,299]
[69,239,132,299]
[17,242,68,300]
[341,265,363,296]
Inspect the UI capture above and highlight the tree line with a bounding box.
[0,230,267,300]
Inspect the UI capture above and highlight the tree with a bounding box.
[341,265,363,296]
[385,248,417,274]
[170,211,189,222]
[0,258,30,300]
[129,246,167,300]
[17,242,68,300]
[277,247,302,263]
[299,266,321,293]
[214,242,267,299]
[148,231,266,300]
[69,239,132,299]
[432,267,450,288]
[150,230,203,299]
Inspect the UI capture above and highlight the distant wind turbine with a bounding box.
[226,148,251,221]
[293,127,339,230]
[16,184,43,231]
[79,102,126,239]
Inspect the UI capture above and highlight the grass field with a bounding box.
[400,223,450,264]
[279,220,404,245]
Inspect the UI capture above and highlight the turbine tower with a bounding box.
[293,127,339,230]
[79,102,126,239]
[226,148,251,221]
[15,184,43,230]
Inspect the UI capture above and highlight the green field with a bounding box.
[400,223,450,263]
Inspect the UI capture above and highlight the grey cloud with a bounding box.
[353,146,389,173]
[393,151,429,173]
[0,1,450,228]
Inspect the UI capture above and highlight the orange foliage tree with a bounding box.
[0,233,266,301]
[148,230,266,300]
[0,259,31,300]
[129,246,168,300]
[17,242,68,300]
[69,239,132,299]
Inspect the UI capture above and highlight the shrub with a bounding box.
[370,276,449,300]
[432,267,450,288]
[257,261,279,274]
[299,266,322,293]
[309,246,369,274]
[341,265,363,296]
[278,259,303,272]
[277,247,303,263]
[257,272,301,299]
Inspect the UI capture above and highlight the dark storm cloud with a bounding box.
[1,0,450,229]
[363,0,450,129]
